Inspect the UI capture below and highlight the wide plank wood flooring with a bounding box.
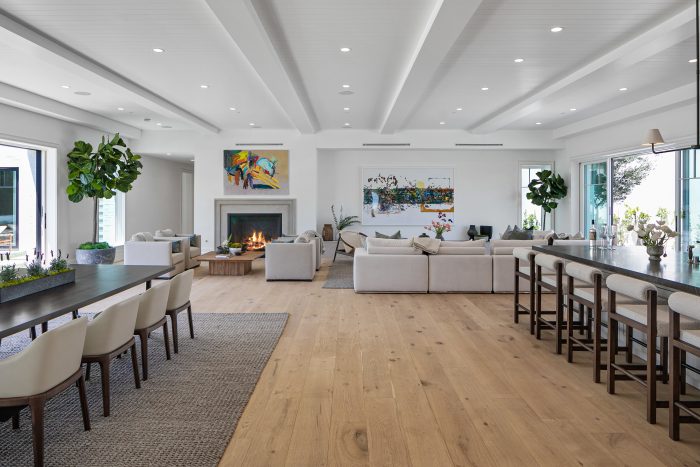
[83,257,700,466]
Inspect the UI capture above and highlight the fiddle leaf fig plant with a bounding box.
[526,170,568,231]
[66,133,142,246]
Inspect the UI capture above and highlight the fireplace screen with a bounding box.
[228,213,282,250]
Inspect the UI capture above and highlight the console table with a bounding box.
[193,251,265,276]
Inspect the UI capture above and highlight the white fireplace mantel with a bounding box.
[214,199,296,246]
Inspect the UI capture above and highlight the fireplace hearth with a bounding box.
[228,213,282,250]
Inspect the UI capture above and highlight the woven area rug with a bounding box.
[323,257,354,289]
[0,312,287,467]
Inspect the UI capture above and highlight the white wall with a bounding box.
[317,149,559,239]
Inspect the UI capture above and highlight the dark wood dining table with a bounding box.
[532,245,700,295]
[0,264,171,340]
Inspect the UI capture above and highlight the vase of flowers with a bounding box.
[627,220,678,261]
[425,212,453,240]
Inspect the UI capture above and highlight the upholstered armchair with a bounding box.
[123,231,186,278]
[333,231,367,262]
[265,237,319,281]
[155,229,202,269]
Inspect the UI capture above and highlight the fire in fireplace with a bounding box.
[228,213,282,250]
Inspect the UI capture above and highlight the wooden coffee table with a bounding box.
[193,251,265,276]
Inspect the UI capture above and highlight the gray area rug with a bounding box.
[323,257,354,289]
[0,312,287,466]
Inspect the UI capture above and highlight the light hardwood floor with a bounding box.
[84,258,700,466]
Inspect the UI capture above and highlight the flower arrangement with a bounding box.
[627,220,678,247]
[424,212,453,239]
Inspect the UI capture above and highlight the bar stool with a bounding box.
[512,247,537,334]
[668,291,700,440]
[534,254,587,354]
[606,274,700,424]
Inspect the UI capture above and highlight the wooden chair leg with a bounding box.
[681,350,687,395]
[555,289,564,355]
[41,322,48,334]
[130,343,141,389]
[594,305,603,384]
[535,282,543,340]
[647,332,657,424]
[169,311,179,354]
[625,326,634,363]
[529,276,536,335]
[138,330,149,381]
[566,296,574,363]
[99,360,111,417]
[670,339,681,440]
[187,305,194,339]
[72,310,79,319]
[85,363,92,381]
[660,337,669,384]
[163,322,171,360]
[513,260,520,324]
[607,318,618,395]
[30,327,37,340]
[77,374,91,431]
[12,411,19,429]
[29,398,45,467]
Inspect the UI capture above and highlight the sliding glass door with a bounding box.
[0,167,18,249]
[681,149,700,244]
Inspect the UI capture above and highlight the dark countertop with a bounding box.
[533,245,700,295]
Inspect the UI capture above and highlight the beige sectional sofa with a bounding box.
[352,237,586,294]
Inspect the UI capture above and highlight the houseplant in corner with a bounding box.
[331,205,360,239]
[526,170,568,231]
[66,133,142,264]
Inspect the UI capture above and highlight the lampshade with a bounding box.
[642,128,665,146]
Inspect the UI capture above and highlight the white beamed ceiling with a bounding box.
[0,0,694,137]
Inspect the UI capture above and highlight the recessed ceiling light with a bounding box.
[439,121,446,125]
[481,87,489,91]
[156,122,162,126]
[162,125,172,128]
[249,122,256,126]
[619,87,628,91]
[341,84,351,88]
[166,152,172,156]
[117,107,124,111]
[535,122,543,125]
[340,47,351,53]
[343,107,350,111]
[551,26,564,32]
[229,107,237,111]
[344,122,351,127]
[60,85,70,89]
[690,58,698,63]
[152,48,164,53]
[200,84,209,89]
[456,107,463,111]
[514,58,524,63]
[74,91,91,96]
[569,108,577,112]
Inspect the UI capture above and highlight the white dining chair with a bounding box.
[165,269,195,354]
[82,294,141,416]
[0,318,90,467]
[134,281,172,380]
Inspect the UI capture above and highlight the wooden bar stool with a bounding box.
[512,247,538,334]
[668,291,700,440]
[606,274,700,424]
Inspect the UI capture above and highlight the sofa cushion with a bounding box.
[442,239,487,247]
[509,226,533,240]
[366,238,412,248]
[131,232,147,242]
[189,246,201,258]
[171,252,185,264]
[437,247,486,255]
[367,246,422,255]
[155,228,175,237]
[375,230,402,239]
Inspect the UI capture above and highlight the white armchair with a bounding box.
[124,232,186,278]
[265,239,317,281]
[0,318,90,466]
[155,229,202,269]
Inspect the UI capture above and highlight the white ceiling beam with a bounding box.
[552,83,695,139]
[379,0,484,134]
[470,4,696,134]
[0,81,142,139]
[205,0,319,134]
[0,8,220,134]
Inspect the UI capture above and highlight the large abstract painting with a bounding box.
[362,167,454,225]
[223,150,289,195]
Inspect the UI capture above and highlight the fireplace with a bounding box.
[228,213,282,250]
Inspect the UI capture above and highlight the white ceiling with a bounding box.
[0,0,694,136]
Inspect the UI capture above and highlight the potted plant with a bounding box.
[628,220,679,261]
[0,250,74,303]
[526,170,568,231]
[331,205,360,239]
[66,133,142,264]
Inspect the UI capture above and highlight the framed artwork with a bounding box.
[223,150,289,195]
[362,167,454,225]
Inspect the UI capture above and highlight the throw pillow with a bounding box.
[501,225,513,240]
[375,230,402,239]
[189,235,197,247]
[170,240,181,253]
[509,226,534,240]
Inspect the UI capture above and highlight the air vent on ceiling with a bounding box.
[455,143,504,147]
[362,143,411,147]
[235,143,285,147]
[338,90,354,95]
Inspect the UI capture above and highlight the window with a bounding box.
[520,163,552,230]
[0,167,18,249]
[581,161,608,232]
[681,149,700,243]
[97,192,125,246]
